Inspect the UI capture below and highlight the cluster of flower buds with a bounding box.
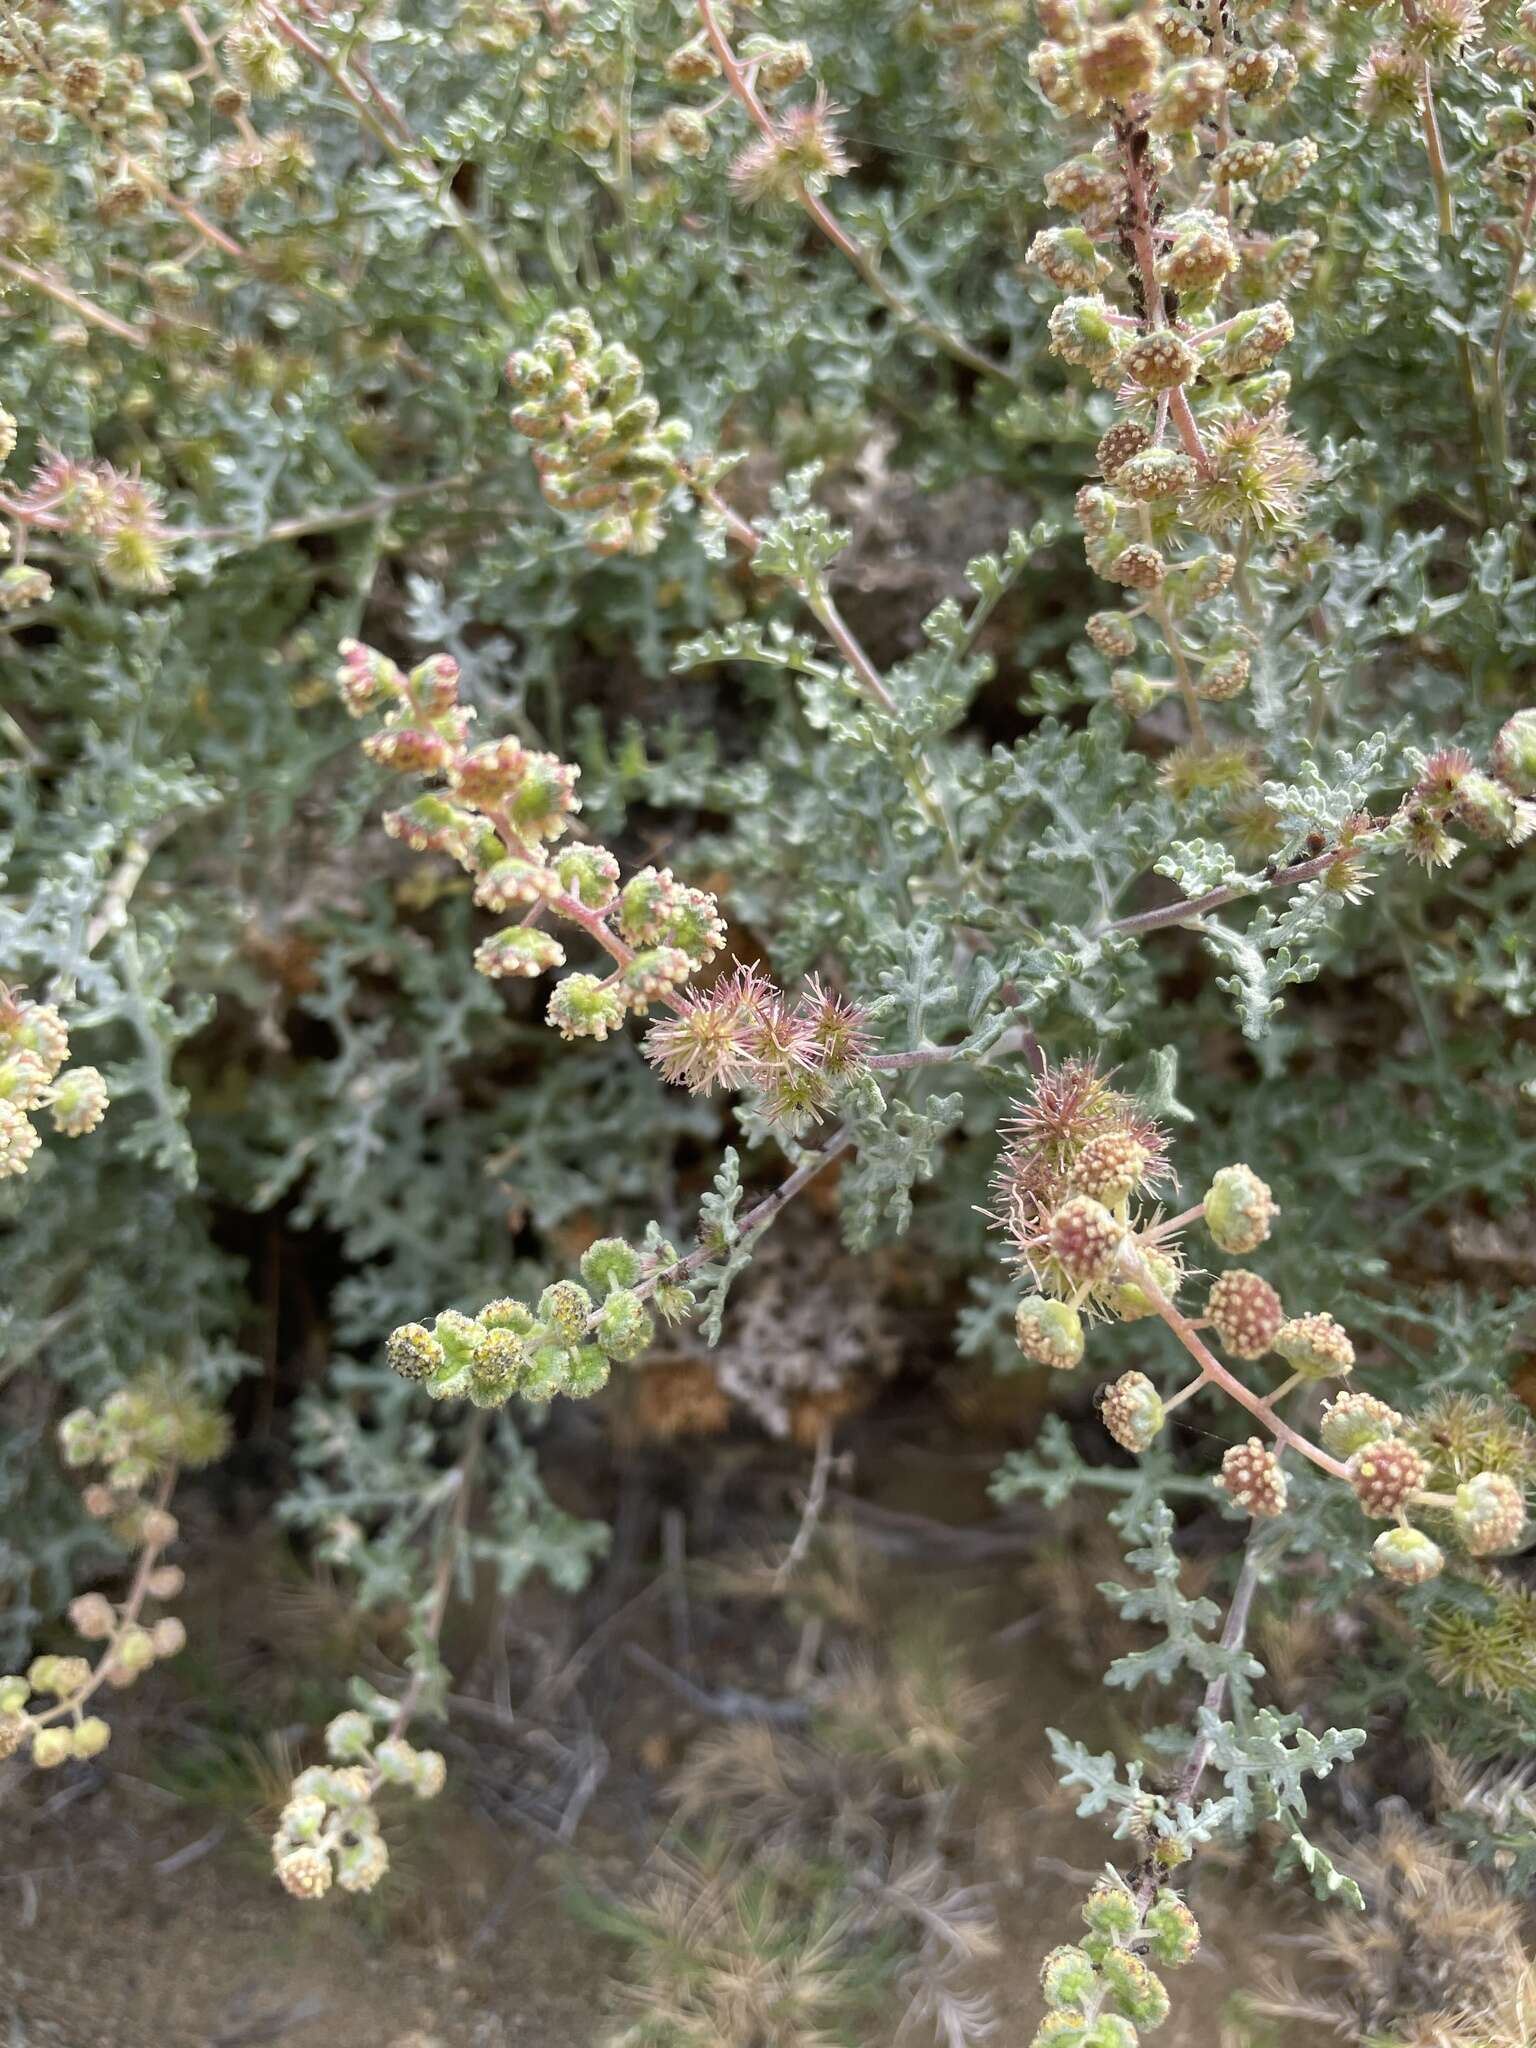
[1032,1878,1199,2046]
[272,1709,446,1900]
[994,1061,1529,1589]
[337,636,729,1036]
[1390,717,1536,869]
[0,1376,216,1770]
[388,1234,696,1410]
[0,436,172,600]
[0,986,109,1179]
[505,311,693,556]
[1024,0,1321,754]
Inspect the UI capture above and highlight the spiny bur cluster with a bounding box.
[1032,1878,1198,2046]
[272,1708,445,1900]
[0,986,108,1178]
[994,1059,1528,1590]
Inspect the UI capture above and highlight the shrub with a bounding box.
[0,0,1533,2034]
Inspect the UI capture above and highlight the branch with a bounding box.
[696,0,1018,390]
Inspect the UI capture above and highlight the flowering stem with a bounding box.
[695,0,1018,389]
[695,482,961,863]
[385,1414,483,1741]
[30,1470,177,1727]
[182,470,485,548]
[1125,1248,1347,1481]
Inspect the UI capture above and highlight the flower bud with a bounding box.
[1320,1390,1401,1458]
[1069,1131,1153,1202]
[1204,1164,1278,1253]
[468,1328,528,1406]
[1273,1311,1355,1380]
[1152,58,1224,130]
[1452,1472,1525,1556]
[1112,669,1174,717]
[547,973,627,1042]
[1114,449,1198,501]
[1195,649,1250,701]
[0,1714,27,1760]
[1122,330,1199,392]
[592,1288,655,1362]
[1041,1945,1098,2009]
[325,1710,375,1761]
[1049,1195,1125,1283]
[1457,769,1535,844]
[72,1716,111,1759]
[49,1065,108,1137]
[140,1507,179,1550]
[1492,709,1536,797]
[1206,1270,1284,1358]
[580,1237,644,1294]
[1371,1527,1444,1585]
[1212,302,1294,377]
[0,1676,30,1713]
[1144,1890,1199,1967]
[148,1565,186,1600]
[1095,421,1153,480]
[1218,1438,1287,1517]
[1014,1295,1086,1369]
[1163,212,1236,292]
[29,1655,90,1697]
[336,1833,390,1893]
[1212,138,1277,185]
[0,1100,39,1178]
[388,1322,446,1382]
[1105,542,1167,590]
[1082,1881,1139,1938]
[1028,225,1106,291]
[413,1748,447,1798]
[68,1593,117,1641]
[1087,611,1138,660]
[1100,1950,1170,2030]
[32,1727,73,1769]
[0,564,53,611]
[1049,295,1122,371]
[473,927,566,979]
[1347,1440,1427,1517]
[275,1843,333,1898]
[116,1625,156,1673]
[1079,19,1160,100]
[1101,1371,1164,1452]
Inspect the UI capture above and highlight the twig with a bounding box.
[697,0,1018,389]
[773,1421,836,1590]
[0,254,150,348]
[1102,835,1380,939]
